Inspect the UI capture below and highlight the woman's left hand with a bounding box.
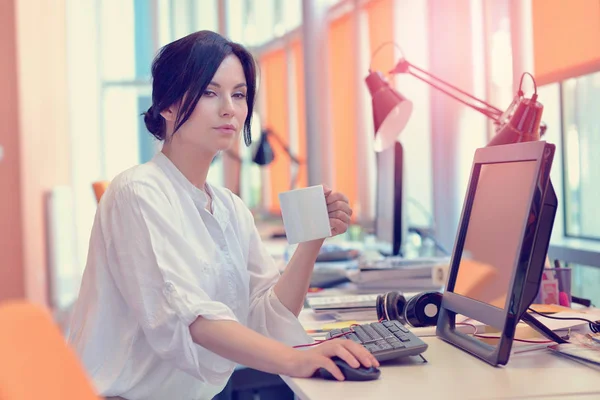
[323,185,353,236]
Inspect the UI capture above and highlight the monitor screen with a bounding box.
[453,160,537,309]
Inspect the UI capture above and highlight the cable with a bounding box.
[293,330,354,349]
[528,307,600,334]
[369,41,405,72]
[407,197,435,227]
[408,226,451,256]
[421,231,451,256]
[293,319,393,349]
[404,197,450,255]
[518,71,538,101]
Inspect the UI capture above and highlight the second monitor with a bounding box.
[375,141,406,256]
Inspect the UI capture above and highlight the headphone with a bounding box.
[376,291,443,328]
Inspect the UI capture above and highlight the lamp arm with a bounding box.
[266,131,302,165]
[390,59,503,122]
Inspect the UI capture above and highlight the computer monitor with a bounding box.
[375,142,406,256]
[436,140,557,366]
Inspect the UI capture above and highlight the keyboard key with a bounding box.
[382,321,396,328]
[379,342,394,351]
[374,340,393,351]
[353,326,376,343]
[394,332,410,342]
[392,320,409,333]
[391,341,406,349]
[365,344,380,353]
[371,323,395,339]
[362,324,383,340]
[347,333,361,343]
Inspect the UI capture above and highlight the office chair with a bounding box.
[92,181,110,203]
[0,301,100,400]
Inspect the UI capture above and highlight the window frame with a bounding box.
[559,76,600,242]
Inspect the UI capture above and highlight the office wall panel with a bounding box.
[15,0,71,305]
[0,0,25,301]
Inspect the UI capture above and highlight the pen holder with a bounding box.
[534,267,572,307]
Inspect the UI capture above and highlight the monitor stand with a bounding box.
[520,312,568,343]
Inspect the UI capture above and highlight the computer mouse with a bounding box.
[314,357,381,381]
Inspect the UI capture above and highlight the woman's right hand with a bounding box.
[285,339,380,381]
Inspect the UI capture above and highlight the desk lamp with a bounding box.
[253,128,303,190]
[250,128,304,238]
[365,43,545,150]
[224,128,302,189]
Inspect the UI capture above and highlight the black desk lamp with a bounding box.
[365,44,546,150]
[224,128,302,188]
[253,128,303,190]
[251,128,303,238]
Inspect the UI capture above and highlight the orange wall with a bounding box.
[260,50,290,214]
[292,40,308,189]
[328,14,358,212]
[0,0,70,305]
[0,0,25,301]
[533,0,600,84]
[366,0,394,77]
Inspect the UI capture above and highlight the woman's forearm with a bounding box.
[273,239,324,316]
[190,317,298,375]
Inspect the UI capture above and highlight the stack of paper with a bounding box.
[548,343,600,371]
[307,294,378,314]
[346,256,449,291]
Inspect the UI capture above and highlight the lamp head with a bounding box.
[253,129,275,165]
[487,96,544,147]
[365,70,413,152]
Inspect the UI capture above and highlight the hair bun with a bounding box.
[143,106,165,140]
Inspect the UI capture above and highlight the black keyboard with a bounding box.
[326,320,428,362]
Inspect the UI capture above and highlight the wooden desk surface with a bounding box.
[282,336,600,400]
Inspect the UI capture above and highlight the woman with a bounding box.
[67,30,377,400]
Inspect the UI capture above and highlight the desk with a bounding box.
[281,336,600,400]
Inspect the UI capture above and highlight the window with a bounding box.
[69,0,220,272]
[561,72,600,240]
[99,0,219,182]
[227,0,302,46]
[485,0,514,128]
[100,0,147,179]
[571,264,600,306]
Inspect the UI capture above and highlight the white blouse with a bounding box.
[67,152,311,400]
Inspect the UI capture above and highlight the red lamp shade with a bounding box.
[365,70,413,152]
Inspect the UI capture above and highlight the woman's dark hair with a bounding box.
[142,30,256,146]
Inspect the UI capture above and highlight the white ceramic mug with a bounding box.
[278,185,332,244]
